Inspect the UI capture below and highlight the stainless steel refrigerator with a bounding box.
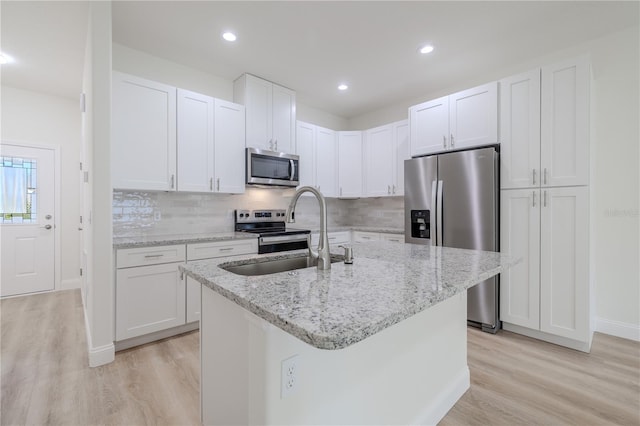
[404,146,499,332]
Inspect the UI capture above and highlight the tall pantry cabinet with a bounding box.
[499,56,592,351]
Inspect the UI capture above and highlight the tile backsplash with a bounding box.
[112,188,404,238]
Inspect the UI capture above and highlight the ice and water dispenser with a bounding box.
[410,210,430,240]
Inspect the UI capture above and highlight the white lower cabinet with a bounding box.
[500,186,590,349]
[352,231,380,243]
[115,244,187,341]
[186,277,201,324]
[311,231,351,249]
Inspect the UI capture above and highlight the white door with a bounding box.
[315,127,338,197]
[499,69,541,189]
[499,189,541,329]
[1,144,56,297]
[296,121,316,188]
[409,96,449,156]
[177,89,214,193]
[539,186,589,341]
[449,82,498,150]
[214,99,246,194]
[364,125,393,197]
[541,56,590,187]
[338,131,363,198]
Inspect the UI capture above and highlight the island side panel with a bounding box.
[202,286,469,425]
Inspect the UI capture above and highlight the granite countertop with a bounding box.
[113,232,258,249]
[309,226,405,234]
[181,241,515,350]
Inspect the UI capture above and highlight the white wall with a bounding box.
[112,43,347,131]
[1,85,81,290]
[348,26,640,334]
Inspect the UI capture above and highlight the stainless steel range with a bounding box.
[235,209,311,254]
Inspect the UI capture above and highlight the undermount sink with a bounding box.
[221,254,344,276]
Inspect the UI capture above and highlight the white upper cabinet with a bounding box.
[364,124,394,197]
[338,131,363,198]
[315,126,339,197]
[409,96,449,157]
[234,74,296,153]
[409,82,498,157]
[500,56,589,189]
[541,56,590,187]
[214,99,246,194]
[296,121,316,188]
[112,72,177,191]
[500,69,542,189]
[177,89,214,193]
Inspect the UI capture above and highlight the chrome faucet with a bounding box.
[286,186,331,270]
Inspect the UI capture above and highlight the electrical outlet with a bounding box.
[281,355,299,398]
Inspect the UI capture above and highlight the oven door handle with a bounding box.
[260,234,309,244]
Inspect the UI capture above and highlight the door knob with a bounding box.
[45,214,52,219]
[43,224,52,230]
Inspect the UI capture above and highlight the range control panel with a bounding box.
[235,209,288,223]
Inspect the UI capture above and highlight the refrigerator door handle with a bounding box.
[436,180,444,246]
[430,180,438,246]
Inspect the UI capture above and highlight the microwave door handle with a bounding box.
[290,159,296,181]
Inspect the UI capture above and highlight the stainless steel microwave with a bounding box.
[246,148,299,187]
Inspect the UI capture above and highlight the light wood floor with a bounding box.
[2,290,639,425]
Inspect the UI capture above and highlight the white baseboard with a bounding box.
[413,366,470,425]
[82,300,115,367]
[60,278,81,290]
[595,317,640,342]
[502,323,592,352]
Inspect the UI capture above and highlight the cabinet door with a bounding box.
[186,276,201,323]
[214,99,246,193]
[500,70,541,189]
[364,125,394,197]
[271,84,296,153]
[393,120,409,196]
[116,262,186,340]
[449,82,498,150]
[316,126,338,197]
[243,75,272,150]
[539,186,589,341]
[409,96,449,157]
[500,189,541,329]
[541,56,590,187]
[177,89,214,192]
[112,72,177,191]
[338,132,363,198]
[296,121,316,188]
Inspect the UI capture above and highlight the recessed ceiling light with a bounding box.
[0,52,14,64]
[222,32,237,42]
[420,45,434,54]
[338,84,348,91]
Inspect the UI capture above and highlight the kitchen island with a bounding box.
[181,241,515,425]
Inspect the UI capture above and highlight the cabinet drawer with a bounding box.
[117,244,186,268]
[187,239,258,261]
[380,233,404,243]
[312,231,351,247]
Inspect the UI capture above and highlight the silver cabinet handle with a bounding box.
[544,190,547,207]
[210,178,213,191]
[42,224,52,230]
[274,140,278,151]
[144,254,163,258]
[268,139,273,150]
[450,134,454,147]
[544,168,548,185]
[219,247,234,252]
[533,169,537,185]
[217,178,220,191]
[392,184,396,194]
[532,191,536,207]
[180,272,184,281]
[443,135,446,148]
[387,185,391,195]
[171,174,175,189]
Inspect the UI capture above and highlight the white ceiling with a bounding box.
[2,1,639,118]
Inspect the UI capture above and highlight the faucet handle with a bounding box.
[338,245,354,264]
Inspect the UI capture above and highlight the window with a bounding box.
[0,156,37,223]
